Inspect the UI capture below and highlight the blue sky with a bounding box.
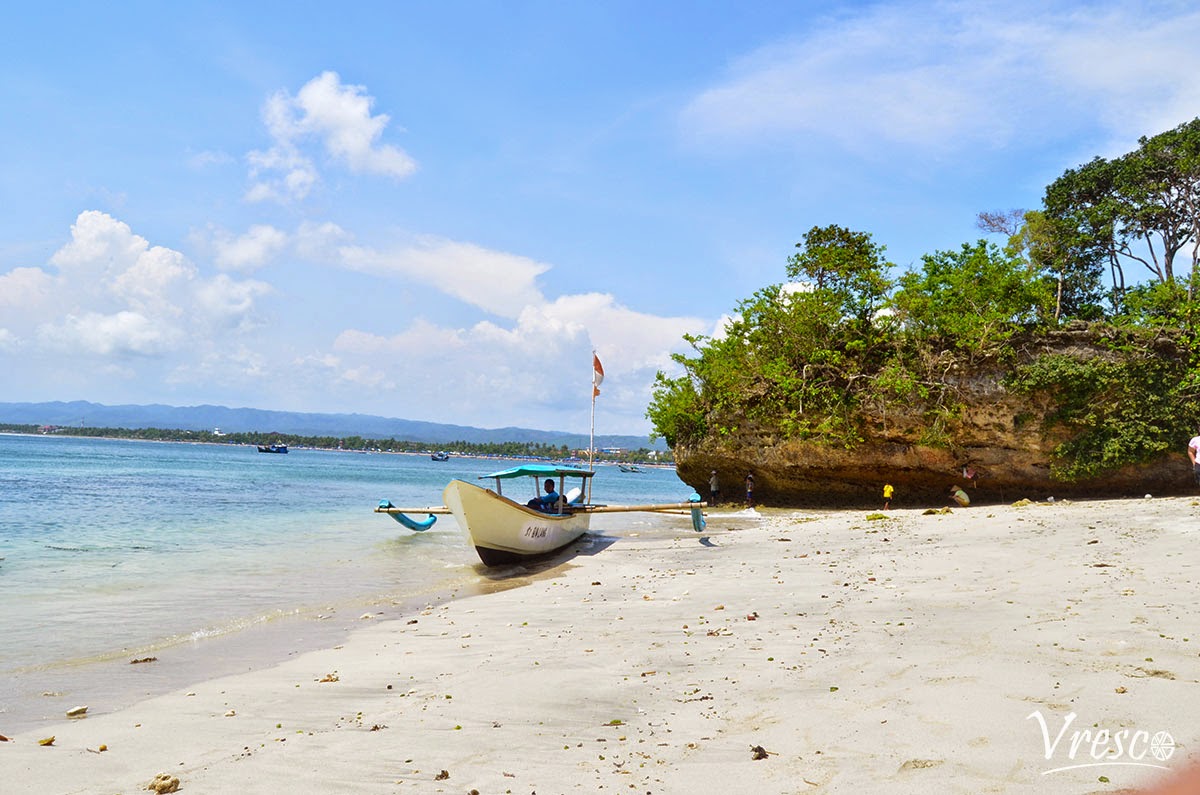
[2,1,1198,435]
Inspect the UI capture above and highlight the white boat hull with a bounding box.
[442,479,591,566]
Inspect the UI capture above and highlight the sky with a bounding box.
[2,1,1199,436]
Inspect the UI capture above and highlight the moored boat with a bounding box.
[257,443,288,454]
[374,350,706,565]
[442,464,593,566]
[376,463,707,566]
[431,451,450,461]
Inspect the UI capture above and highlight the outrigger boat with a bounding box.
[376,463,706,566]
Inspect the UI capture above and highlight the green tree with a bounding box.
[1043,117,1200,310]
[786,225,893,326]
[979,209,1106,322]
[891,240,1051,354]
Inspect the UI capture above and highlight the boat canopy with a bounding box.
[479,464,594,480]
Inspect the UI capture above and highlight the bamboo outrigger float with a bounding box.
[376,463,706,566]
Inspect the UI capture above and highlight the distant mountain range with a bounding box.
[0,400,665,450]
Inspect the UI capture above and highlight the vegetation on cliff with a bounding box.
[648,118,1200,481]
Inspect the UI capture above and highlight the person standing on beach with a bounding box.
[745,472,755,507]
[882,483,894,510]
[1189,429,1200,485]
[708,470,719,505]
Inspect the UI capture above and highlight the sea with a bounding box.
[0,432,698,733]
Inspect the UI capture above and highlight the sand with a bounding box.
[3,496,1198,794]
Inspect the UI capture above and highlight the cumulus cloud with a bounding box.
[682,3,1200,156]
[193,273,273,329]
[4,211,271,367]
[38,310,175,356]
[312,291,706,429]
[212,224,289,272]
[246,71,416,202]
[0,266,55,309]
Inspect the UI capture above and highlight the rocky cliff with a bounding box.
[676,325,1196,508]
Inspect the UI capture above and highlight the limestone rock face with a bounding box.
[675,326,1195,508]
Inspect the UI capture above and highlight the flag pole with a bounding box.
[589,350,597,469]
[589,351,604,497]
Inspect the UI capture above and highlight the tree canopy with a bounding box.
[648,118,1200,479]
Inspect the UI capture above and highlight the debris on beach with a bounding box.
[750,744,771,760]
[434,769,450,780]
[0,733,9,742]
[899,758,943,771]
[147,772,181,793]
[318,672,340,683]
[38,736,55,746]
[65,705,88,718]
[130,656,158,664]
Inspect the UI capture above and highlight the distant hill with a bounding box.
[0,400,665,451]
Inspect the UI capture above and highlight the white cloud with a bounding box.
[212,224,289,272]
[193,273,273,329]
[167,344,268,388]
[246,71,416,202]
[0,266,55,309]
[5,211,272,364]
[111,245,194,315]
[245,141,318,202]
[50,210,154,281]
[293,71,417,177]
[294,220,353,261]
[38,310,175,356]
[4,211,703,433]
[313,291,706,429]
[338,236,550,319]
[682,3,1200,156]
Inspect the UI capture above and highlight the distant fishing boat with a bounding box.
[377,463,706,566]
[618,463,643,473]
[257,444,288,454]
[431,451,450,461]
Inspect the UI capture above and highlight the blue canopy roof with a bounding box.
[479,464,594,480]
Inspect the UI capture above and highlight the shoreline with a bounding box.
[5,496,1198,793]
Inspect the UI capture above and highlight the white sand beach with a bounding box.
[4,496,1198,794]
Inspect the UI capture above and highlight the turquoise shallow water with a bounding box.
[0,433,695,732]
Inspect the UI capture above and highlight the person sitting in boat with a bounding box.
[526,478,562,513]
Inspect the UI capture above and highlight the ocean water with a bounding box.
[0,433,697,732]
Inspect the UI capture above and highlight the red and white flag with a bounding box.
[592,353,604,398]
